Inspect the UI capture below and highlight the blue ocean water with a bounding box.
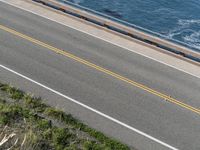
[59,0,200,52]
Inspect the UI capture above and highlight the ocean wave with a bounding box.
[167,29,195,38]
[165,19,200,51]
[167,19,200,36]
[58,0,200,52]
[183,31,200,49]
[178,19,200,26]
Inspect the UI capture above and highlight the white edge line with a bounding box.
[0,0,200,80]
[0,64,178,150]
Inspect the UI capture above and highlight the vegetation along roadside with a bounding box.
[0,82,134,150]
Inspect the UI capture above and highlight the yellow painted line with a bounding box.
[1,24,200,115]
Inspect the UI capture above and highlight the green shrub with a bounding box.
[0,115,9,125]
[42,128,53,140]
[32,139,52,150]
[45,108,65,121]
[37,119,52,130]
[24,95,47,112]
[8,87,24,100]
[53,128,76,149]
[0,84,9,91]
[64,144,77,150]
[83,141,110,150]
[25,130,51,150]
[0,104,24,125]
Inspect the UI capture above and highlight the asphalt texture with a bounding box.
[0,2,200,150]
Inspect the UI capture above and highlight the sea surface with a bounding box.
[59,0,200,52]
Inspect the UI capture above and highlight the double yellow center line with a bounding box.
[1,24,200,115]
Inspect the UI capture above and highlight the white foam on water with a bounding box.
[57,0,200,52]
[184,31,200,50]
[166,19,200,51]
[167,29,195,39]
[178,19,200,26]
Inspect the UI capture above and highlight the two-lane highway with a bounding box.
[0,1,200,150]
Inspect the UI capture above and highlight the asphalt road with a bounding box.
[0,2,200,150]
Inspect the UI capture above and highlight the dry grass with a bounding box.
[0,83,132,150]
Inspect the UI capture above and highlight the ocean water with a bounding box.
[59,0,200,52]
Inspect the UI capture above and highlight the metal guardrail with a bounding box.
[32,0,200,63]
